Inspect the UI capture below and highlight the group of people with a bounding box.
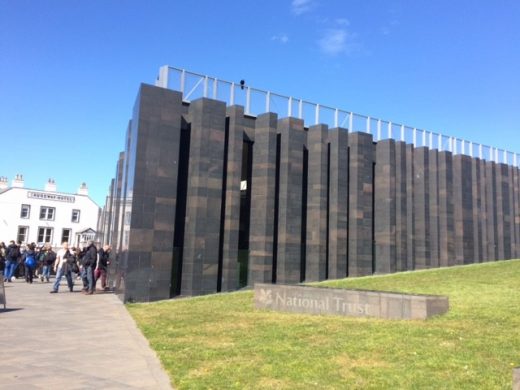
[0,240,111,294]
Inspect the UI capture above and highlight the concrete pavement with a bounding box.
[0,277,172,389]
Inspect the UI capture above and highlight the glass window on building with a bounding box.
[39,206,55,221]
[61,228,71,244]
[72,209,81,223]
[17,226,29,243]
[38,227,53,243]
[20,204,31,219]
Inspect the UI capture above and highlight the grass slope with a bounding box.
[128,260,520,389]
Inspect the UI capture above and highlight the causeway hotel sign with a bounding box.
[254,283,449,320]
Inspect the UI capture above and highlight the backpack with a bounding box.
[45,251,56,265]
[10,245,20,259]
[38,251,47,263]
[25,254,36,269]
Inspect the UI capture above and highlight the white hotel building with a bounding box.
[0,175,100,248]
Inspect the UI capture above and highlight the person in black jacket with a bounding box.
[39,244,56,283]
[23,243,37,284]
[96,245,111,291]
[81,241,97,295]
[0,242,6,276]
[4,240,20,282]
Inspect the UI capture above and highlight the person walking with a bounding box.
[23,243,37,283]
[40,244,56,282]
[96,244,111,291]
[4,240,20,282]
[81,240,97,295]
[0,242,6,279]
[50,242,74,293]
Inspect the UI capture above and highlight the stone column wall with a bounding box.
[181,98,227,296]
[348,132,375,276]
[276,118,306,284]
[105,85,520,302]
[327,128,349,279]
[248,113,278,284]
[306,124,329,281]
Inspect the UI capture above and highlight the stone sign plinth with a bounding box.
[254,283,449,320]
[514,367,520,390]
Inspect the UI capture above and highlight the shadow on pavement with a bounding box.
[0,308,23,313]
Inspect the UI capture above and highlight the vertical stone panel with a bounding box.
[453,155,474,264]
[508,165,515,259]
[413,147,430,269]
[124,84,183,302]
[496,164,512,259]
[276,118,305,284]
[328,128,349,279]
[438,151,454,267]
[471,158,483,262]
[348,132,374,276]
[405,144,415,270]
[374,139,396,274]
[220,106,244,291]
[395,141,407,272]
[306,124,328,281]
[485,162,498,260]
[495,164,505,259]
[111,152,125,257]
[181,98,227,296]
[514,167,520,258]
[429,149,440,268]
[479,158,489,260]
[249,113,278,284]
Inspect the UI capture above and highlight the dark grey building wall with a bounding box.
[374,139,396,274]
[104,84,520,302]
[249,113,278,283]
[276,118,306,284]
[348,132,375,276]
[122,84,183,302]
[327,128,349,279]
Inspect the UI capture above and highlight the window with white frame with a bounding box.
[61,228,71,244]
[71,209,81,223]
[20,204,31,219]
[17,226,28,243]
[39,206,55,221]
[37,227,53,243]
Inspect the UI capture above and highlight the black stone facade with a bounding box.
[101,84,520,302]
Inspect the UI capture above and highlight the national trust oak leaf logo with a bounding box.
[258,288,273,305]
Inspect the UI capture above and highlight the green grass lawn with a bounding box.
[127,260,520,389]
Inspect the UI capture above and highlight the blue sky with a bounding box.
[1,0,519,206]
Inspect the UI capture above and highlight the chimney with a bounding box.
[45,178,57,192]
[0,176,8,190]
[12,174,24,188]
[77,182,89,196]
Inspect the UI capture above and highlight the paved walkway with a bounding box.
[0,278,172,390]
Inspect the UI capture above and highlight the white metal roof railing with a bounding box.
[155,65,519,167]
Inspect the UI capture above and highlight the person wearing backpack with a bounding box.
[23,243,37,284]
[4,240,20,282]
[39,244,56,283]
[50,242,75,293]
[81,240,97,295]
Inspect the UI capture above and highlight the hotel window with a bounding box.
[72,209,81,223]
[39,206,55,221]
[17,226,29,243]
[37,227,53,243]
[20,204,31,219]
[61,228,71,244]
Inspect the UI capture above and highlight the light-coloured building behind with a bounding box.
[0,175,100,248]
